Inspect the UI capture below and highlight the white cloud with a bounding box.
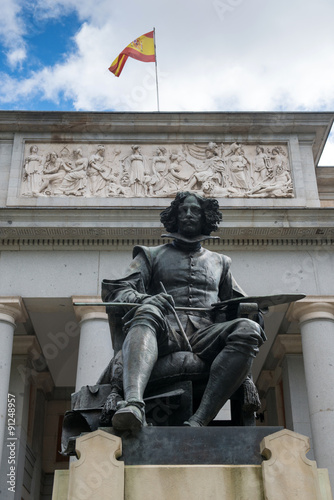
[0,0,332,163]
[0,0,23,40]
[1,0,334,120]
[7,47,26,67]
[0,0,27,66]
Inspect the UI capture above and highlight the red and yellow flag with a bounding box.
[109,31,156,77]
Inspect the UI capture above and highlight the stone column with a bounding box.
[256,334,304,429]
[288,297,334,487]
[0,336,53,500]
[0,298,27,469]
[72,297,113,391]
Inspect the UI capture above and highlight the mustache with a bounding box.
[179,215,199,220]
[179,218,198,223]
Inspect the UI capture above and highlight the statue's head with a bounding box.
[205,142,218,158]
[97,145,105,156]
[160,191,222,237]
[49,152,58,162]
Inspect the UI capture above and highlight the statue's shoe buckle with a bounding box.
[112,400,146,431]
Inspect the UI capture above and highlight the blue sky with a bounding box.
[0,0,334,164]
[0,15,80,110]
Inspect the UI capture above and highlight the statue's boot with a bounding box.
[185,349,253,427]
[112,326,158,430]
[111,399,146,431]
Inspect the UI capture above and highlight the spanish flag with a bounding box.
[109,31,156,77]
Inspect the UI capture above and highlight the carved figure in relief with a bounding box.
[98,148,122,196]
[113,173,133,197]
[87,145,109,196]
[205,142,229,187]
[39,152,68,196]
[22,145,44,196]
[147,147,168,194]
[199,180,239,198]
[246,146,292,197]
[247,163,293,197]
[271,147,287,172]
[252,146,271,185]
[156,152,188,194]
[60,148,88,196]
[127,145,147,197]
[226,143,251,192]
[185,142,226,191]
[20,142,293,199]
[273,164,293,195]
[101,168,120,196]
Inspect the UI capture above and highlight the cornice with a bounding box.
[0,111,333,163]
[0,110,332,131]
[1,206,334,225]
[0,207,333,248]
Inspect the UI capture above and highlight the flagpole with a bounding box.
[153,27,160,112]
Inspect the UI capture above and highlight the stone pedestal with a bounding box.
[67,431,124,500]
[73,297,113,390]
[261,429,325,499]
[107,426,281,466]
[52,427,333,500]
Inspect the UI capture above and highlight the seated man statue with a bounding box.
[102,192,266,430]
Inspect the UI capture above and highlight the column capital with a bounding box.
[12,335,41,356]
[271,334,302,361]
[72,296,107,322]
[287,296,334,323]
[12,336,54,394]
[0,297,28,325]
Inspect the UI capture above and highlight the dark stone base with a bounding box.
[106,426,282,465]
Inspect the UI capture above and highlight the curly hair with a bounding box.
[160,191,222,235]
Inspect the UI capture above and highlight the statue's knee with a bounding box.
[237,318,259,330]
[129,304,165,334]
[228,319,265,351]
[133,303,163,321]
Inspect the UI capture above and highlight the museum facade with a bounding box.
[0,111,333,498]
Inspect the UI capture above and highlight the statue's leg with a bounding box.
[122,324,158,401]
[112,324,158,430]
[112,303,169,431]
[186,319,263,427]
[185,349,252,426]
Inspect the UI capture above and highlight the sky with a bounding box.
[0,0,334,165]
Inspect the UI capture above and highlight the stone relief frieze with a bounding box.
[20,142,293,198]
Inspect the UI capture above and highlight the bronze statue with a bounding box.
[101,192,266,430]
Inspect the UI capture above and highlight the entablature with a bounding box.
[0,207,333,249]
